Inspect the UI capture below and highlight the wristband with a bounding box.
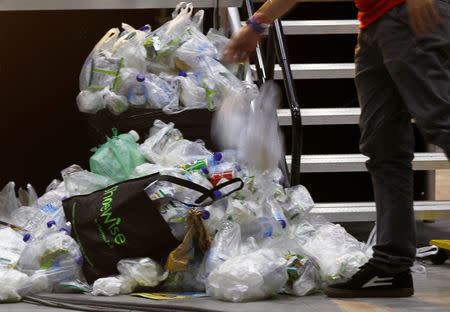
[246,14,269,34]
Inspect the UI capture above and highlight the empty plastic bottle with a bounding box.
[240,217,282,240]
[128,74,148,107]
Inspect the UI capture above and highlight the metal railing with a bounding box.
[243,0,303,186]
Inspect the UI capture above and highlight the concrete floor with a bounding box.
[1,261,448,312]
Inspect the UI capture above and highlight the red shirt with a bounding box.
[354,0,406,28]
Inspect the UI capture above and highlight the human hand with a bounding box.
[406,0,441,36]
[221,25,261,63]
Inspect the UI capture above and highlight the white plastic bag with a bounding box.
[206,248,288,302]
[0,268,30,302]
[92,276,136,296]
[117,258,168,287]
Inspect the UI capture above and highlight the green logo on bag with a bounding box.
[97,185,126,246]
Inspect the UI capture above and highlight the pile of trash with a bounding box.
[0,119,373,303]
[77,2,251,116]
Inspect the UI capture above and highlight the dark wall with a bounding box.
[0,9,177,194]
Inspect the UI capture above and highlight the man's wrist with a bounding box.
[246,13,270,34]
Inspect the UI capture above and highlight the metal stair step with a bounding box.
[243,20,360,35]
[311,201,450,222]
[0,0,243,10]
[278,107,361,126]
[286,153,450,172]
[251,63,355,79]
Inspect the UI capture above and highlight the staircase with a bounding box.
[234,0,450,222]
[3,0,449,222]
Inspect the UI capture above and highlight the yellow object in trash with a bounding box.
[429,240,450,250]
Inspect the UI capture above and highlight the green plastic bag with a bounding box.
[90,128,147,182]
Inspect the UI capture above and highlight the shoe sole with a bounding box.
[324,287,414,298]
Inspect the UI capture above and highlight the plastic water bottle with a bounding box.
[128,74,148,107]
[267,199,287,230]
[240,217,282,240]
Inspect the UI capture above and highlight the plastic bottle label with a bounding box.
[210,171,233,186]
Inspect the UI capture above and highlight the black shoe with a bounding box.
[324,262,414,298]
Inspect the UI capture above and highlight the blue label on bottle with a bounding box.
[41,204,57,214]
[263,226,273,238]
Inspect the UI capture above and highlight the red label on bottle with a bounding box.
[210,171,233,186]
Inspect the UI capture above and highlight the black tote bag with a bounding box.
[63,173,243,283]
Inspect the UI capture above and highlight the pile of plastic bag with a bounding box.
[77,2,251,116]
[0,118,373,303]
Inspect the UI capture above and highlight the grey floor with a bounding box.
[2,262,449,312]
[2,220,449,312]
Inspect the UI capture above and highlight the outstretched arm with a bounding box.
[222,0,298,63]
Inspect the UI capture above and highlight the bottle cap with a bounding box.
[213,152,222,162]
[139,25,150,31]
[213,190,222,199]
[279,219,287,229]
[23,233,31,242]
[136,73,145,82]
[201,166,209,175]
[62,196,68,200]
[76,256,84,266]
[59,228,69,234]
[202,210,210,220]
[234,163,242,172]
[128,130,140,142]
[47,220,56,228]
[178,71,187,77]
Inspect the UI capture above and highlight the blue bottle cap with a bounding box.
[23,233,31,242]
[234,163,242,172]
[213,152,222,162]
[178,70,187,77]
[76,256,84,266]
[213,190,222,199]
[62,196,68,200]
[279,219,287,229]
[47,220,56,228]
[136,74,145,82]
[59,228,69,234]
[201,166,209,175]
[139,25,150,31]
[202,210,210,220]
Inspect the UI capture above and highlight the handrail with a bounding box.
[244,0,303,186]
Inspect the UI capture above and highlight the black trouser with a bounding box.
[355,0,449,273]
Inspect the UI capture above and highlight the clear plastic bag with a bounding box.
[282,185,315,222]
[61,164,114,197]
[79,28,120,91]
[139,120,183,164]
[0,182,21,223]
[206,248,288,302]
[200,222,241,280]
[111,24,147,73]
[76,88,107,114]
[0,227,27,268]
[18,230,84,293]
[293,218,368,285]
[146,73,180,110]
[283,255,321,296]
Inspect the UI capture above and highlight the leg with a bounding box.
[356,25,416,273]
[378,1,450,158]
